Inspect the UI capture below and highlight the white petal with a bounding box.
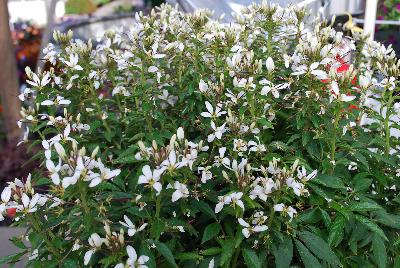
[205,101,213,113]
[138,175,148,184]
[142,165,152,178]
[331,81,339,95]
[41,100,54,106]
[1,187,11,203]
[238,218,250,227]
[215,202,224,213]
[126,245,137,262]
[171,190,183,202]
[89,178,101,187]
[153,182,162,195]
[341,94,356,102]
[242,228,250,238]
[84,249,95,265]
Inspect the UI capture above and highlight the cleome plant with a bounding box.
[1,2,400,267]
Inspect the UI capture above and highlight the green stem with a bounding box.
[329,104,342,174]
[231,246,241,268]
[30,215,61,260]
[155,192,161,218]
[384,93,393,156]
[78,180,92,227]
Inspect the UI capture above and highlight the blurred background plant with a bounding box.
[375,0,400,56]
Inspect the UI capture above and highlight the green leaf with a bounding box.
[375,210,400,229]
[372,234,387,268]
[9,237,26,249]
[312,174,345,189]
[352,172,372,192]
[201,223,221,244]
[272,236,293,268]
[150,218,165,241]
[175,252,201,260]
[63,259,78,268]
[148,240,178,268]
[0,251,27,265]
[242,248,262,268]
[298,231,341,266]
[191,200,216,219]
[349,201,382,212]
[294,240,322,268]
[328,215,345,247]
[200,247,222,256]
[220,238,236,266]
[329,201,351,220]
[354,214,388,241]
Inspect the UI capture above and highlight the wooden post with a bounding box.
[0,0,21,142]
[364,0,378,41]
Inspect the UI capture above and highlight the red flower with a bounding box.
[6,208,17,218]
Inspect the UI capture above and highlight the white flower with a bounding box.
[215,195,231,213]
[238,218,268,238]
[208,258,215,268]
[65,54,83,71]
[213,147,230,167]
[176,127,184,141]
[297,167,317,183]
[115,245,149,268]
[29,249,39,260]
[230,192,245,210]
[171,181,189,202]
[1,187,11,204]
[215,192,244,213]
[273,203,297,219]
[41,95,71,106]
[208,121,226,142]
[330,81,356,102]
[161,150,183,171]
[25,68,51,88]
[138,165,164,195]
[201,101,226,118]
[309,62,328,80]
[249,177,276,201]
[266,57,275,73]
[88,159,121,187]
[112,86,131,97]
[120,215,147,237]
[198,166,213,183]
[62,156,85,188]
[46,159,61,185]
[18,193,40,213]
[148,66,158,73]
[286,177,307,196]
[50,124,77,144]
[84,233,105,265]
[233,139,247,152]
[0,187,11,221]
[199,79,209,93]
[157,90,178,108]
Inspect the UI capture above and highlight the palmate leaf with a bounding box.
[298,231,341,267]
[272,236,293,268]
[328,215,346,247]
[372,234,387,268]
[148,240,178,268]
[294,239,322,268]
[201,223,221,244]
[242,248,262,268]
[354,214,388,241]
[311,174,346,190]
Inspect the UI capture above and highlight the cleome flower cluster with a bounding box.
[1,2,400,267]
